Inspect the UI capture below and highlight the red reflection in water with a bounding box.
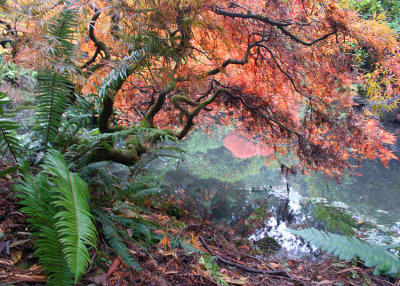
[223,133,270,159]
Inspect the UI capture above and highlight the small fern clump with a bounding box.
[15,150,97,285]
[93,208,163,270]
[291,228,400,277]
[56,94,95,150]
[15,164,74,285]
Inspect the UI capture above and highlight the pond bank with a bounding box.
[0,168,398,285]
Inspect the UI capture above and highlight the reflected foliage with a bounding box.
[312,203,357,236]
[181,128,266,183]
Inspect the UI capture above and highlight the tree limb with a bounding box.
[277,26,336,46]
[173,89,225,139]
[212,6,292,27]
[142,90,168,128]
[211,6,336,47]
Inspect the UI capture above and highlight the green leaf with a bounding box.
[47,8,78,60]
[290,228,400,277]
[14,168,74,285]
[35,71,72,147]
[34,7,78,149]
[103,225,141,271]
[43,150,97,282]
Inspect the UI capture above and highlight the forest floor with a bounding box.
[1,163,400,286]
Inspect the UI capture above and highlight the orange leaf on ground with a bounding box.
[107,257,121,277]
[159,236,171,250]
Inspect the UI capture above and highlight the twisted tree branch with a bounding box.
[211,6,336,46]
[81,7,110,70]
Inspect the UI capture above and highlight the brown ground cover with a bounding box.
[0,163,398,286]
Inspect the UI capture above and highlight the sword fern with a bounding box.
[291,227,400,277]
[35,8,78,148]
[15,150,97,285]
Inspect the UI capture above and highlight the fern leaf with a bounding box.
[42,150,97,282]
[103,225,141,270]
[93,208,134,228]
[56,95,95,149]
[35,6,78,148]
[180,241,205,254]
[35,71,72,147]
[14,169,74,285]
[98,51,144,99]
[291,228,400,277]
[130,187,162,201]
[47,8,78,60]
[0,92,21,161]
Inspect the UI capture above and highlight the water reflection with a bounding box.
[157,125,400,256]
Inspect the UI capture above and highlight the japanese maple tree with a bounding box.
[3,0,399,177]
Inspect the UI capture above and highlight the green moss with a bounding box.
[255,237,282,253]
[126,135,146,154]
[313,203,357,236]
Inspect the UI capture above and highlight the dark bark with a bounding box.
[142,90,168,128]
[81,8,110,70]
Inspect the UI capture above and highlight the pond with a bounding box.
[154,124,400,259]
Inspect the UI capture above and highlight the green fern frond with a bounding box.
[47,8,78,59]
[291,228,400,277]
[35,6,79,149]
[93,208,157,228]
[34,227,75,286]
[93,208,159,254]
[130,223,154,245]
[0,92,21,162]
[96,51,145,132]
[42,150,97,282]
[131,187,162,201]
[103,225,141,271]
[35,71,72,148]
[180,241,205,254]
[15,168,74,285]
[56,95,95,149]
[93,209,133,227]
[98,51,144,99]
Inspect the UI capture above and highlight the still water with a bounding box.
[156,124,400,258]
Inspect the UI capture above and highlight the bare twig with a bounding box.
[199,235,288,276]
[176,224,200,240]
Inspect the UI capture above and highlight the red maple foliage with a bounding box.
[5,0,400,176]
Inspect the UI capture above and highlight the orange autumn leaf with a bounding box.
[159,236,171,250]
